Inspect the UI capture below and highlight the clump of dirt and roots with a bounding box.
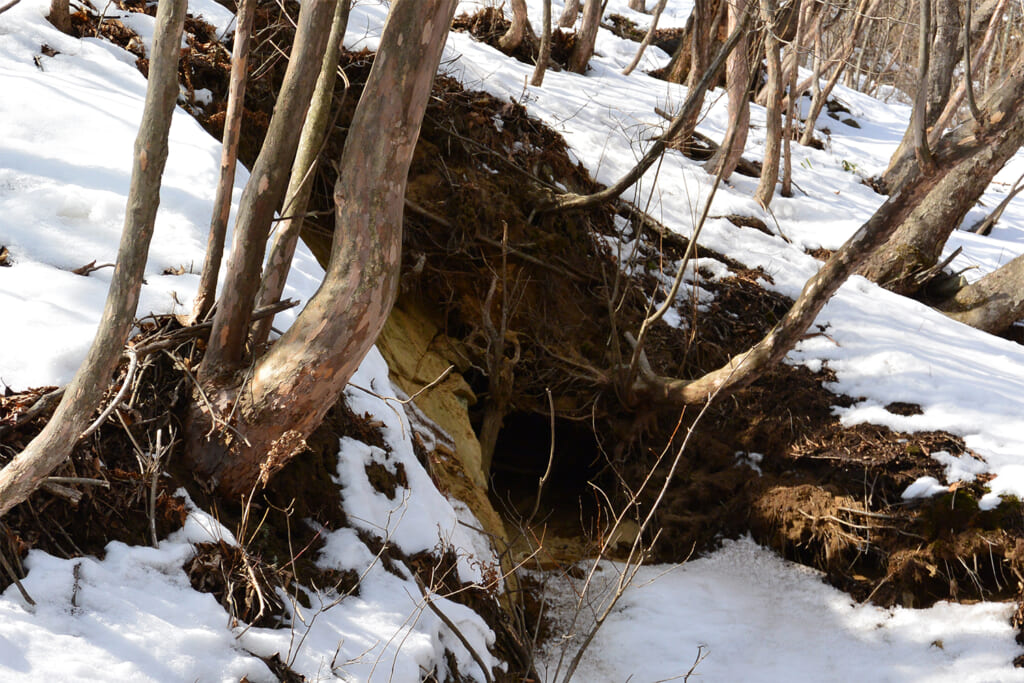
[10,3,1024,675]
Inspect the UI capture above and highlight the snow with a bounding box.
[541,537,1024,682]
[2,0,1024,680]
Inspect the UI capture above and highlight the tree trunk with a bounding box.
[558,0,581,28]
[252,0,352,348]
[190,0,257,325]
[940,253,1024,333]
[622,0,668,75]
[883,0,963,190]
[198,0,337,379]
[781,0,804,198]
[0,0,187,517]
[928,0,1009,144]
[705,0,751,178]
[499,0,533,53]
[544,10,752,213]
[860,52,1024,293]
[530,0,553,86]
[568,0,602,73]
[628,0,646,11]
[46,0,70,34]
[662,0,720,85]
[797,0,879,147]
[755,0,783,207]
[185,0,460,500]
[637,81,1024,405]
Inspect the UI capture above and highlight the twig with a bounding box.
[71,261,116,276]
[0,0,22,16]
[40,481,83,505]
[44,476,110,488]
[80,348,138,439]
[0,546,34,605]
[528,388,557,523]
[413,575,494,683]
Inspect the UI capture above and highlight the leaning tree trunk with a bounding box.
[940,252,1024,333]
[859,53,1024,293]
[185,0,460,499]
[622,0,668,76]
[568,0,602,73]
[198,0,337,379]
[636,66,1024,405]
[0,0,187,517]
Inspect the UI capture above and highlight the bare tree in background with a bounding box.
[705,0,752,178]
[755,0,784,207]
[568,0,602,73]
[531,0,553,86]
[558,0,581,28]
[499,0,534,53]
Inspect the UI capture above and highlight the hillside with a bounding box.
[2,0,1024,680]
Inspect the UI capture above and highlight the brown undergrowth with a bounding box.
[12,5,1024,666]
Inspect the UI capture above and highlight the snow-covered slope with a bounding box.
[2,0,1024,680]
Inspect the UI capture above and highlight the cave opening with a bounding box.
[488,411,607,544]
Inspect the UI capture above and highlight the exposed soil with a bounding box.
[8,6,1024,675]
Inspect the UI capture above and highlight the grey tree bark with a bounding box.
[251,0,352,348]
[755,0,783,207]
[190,0,257,325]
[198,0,337,379]
[185,0,460,499]
[0,0,187,517]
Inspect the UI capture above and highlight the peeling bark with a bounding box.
[252,0,352,348]
[186,0,460,499]
[198,0,337,378]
